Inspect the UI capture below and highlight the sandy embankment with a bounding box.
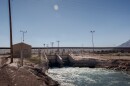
[0,56,59,86]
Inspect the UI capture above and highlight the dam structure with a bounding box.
[44,53,75,68]
[37,47,130,70]
[0,47,130,68]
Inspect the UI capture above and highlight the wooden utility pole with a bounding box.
[8,0,13,63]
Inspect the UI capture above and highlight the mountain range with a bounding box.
[119,40,130,47]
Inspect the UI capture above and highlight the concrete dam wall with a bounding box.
[47,54,75,67]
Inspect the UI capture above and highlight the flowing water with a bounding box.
[48,67,130,86]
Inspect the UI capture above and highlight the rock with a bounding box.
[0,57,8,67]
[0,64,59,86]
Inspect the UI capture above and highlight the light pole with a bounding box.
[81,44,84,57]
[57,41,60,54]
[20,30,27,42]
[51,42,54,54]
[43,44,46,53]
[90,30,95,53]
[20,30,27,66]
[43,44,46,47]
[8,0,13,63]
[51,42,54,48]
[46,44,49,54]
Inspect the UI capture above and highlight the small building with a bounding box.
[13,43,32,58]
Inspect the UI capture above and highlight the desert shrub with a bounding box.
[27,55,40,64]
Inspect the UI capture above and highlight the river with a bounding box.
[48,67,130,86]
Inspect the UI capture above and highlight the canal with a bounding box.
[48,67,130,86]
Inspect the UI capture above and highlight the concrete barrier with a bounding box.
[56,54,63,67]
[68,54,76,64]
[68,54,98,67]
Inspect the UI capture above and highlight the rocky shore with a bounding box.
[100,59,130,71]
[0,56,59,86]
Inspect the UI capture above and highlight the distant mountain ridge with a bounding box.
[119,40,130,47]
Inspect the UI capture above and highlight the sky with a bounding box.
[0,0,130,47]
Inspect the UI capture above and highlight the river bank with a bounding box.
[68,54,130,72]
[0,56,59,86]
[72,58,130,71]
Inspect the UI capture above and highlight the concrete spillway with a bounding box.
[46,54,101,68]
[47,54,75,67]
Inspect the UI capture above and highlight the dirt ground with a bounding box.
[72,54,130,60]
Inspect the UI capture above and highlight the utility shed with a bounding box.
[13,43,32,58]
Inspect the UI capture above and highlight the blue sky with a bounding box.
[0,0,130,47]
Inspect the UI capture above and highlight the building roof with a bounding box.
[13,42,31,47]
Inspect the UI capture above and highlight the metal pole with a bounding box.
[51,42,54,48]
[57,41,60,54]
[90,31,95,53]
[43,44,46,47]
[20,30,27,66]
[8,0,13,63]
[51,42,54,54]
[81,44,84,57]
[20,30,27,43]
[23,32,24,42]
[20,46,23,66]
[43,44,46,53]
[46,44,48,54]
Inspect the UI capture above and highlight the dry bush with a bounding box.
[27,55,40,64]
